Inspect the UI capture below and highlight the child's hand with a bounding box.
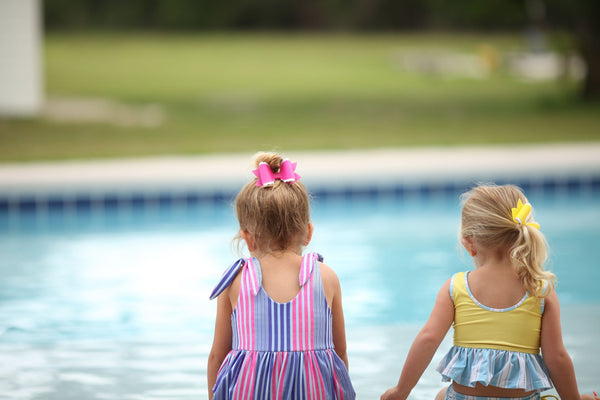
[580,393,600,400]
[381,386,406,400]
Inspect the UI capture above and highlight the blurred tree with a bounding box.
[230,0,328,30]
[44,0,92,29]
[41,0,524,31]
[352,0,429,30]
[427,0,527,30]
[154,0,239,29]
[545,0,600,100]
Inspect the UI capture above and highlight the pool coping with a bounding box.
[1,142,599,210]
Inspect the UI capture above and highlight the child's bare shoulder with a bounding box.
[319,262,341,289]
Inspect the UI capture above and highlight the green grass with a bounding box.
[1,32,599,162]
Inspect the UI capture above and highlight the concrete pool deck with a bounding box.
[1,142,600,196]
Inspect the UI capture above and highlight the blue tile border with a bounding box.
[1,174,599,217]
[0,191,238,215]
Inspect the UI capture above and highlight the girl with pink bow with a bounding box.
[207,152,355,400]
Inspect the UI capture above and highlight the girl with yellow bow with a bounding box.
[382,184,598,400]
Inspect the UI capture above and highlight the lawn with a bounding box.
[1,32,599,162]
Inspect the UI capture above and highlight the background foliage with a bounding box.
[43,0,571,31]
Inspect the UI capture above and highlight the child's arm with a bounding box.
[331,275,349,370]
[381,278,454,400]
[207,290,233,400]
[540,291,598,400]
[322,263,350,370]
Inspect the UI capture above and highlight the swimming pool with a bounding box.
[1,181,599,399]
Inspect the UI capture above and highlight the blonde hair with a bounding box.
[460,184,556,298]
[234,152,311,254]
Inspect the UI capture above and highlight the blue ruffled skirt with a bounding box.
[436,346,553,392]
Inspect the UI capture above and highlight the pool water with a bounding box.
[1,190,599,399]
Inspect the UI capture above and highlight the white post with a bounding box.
[0,0,43,116]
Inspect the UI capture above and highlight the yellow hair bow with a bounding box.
[512,199,540,230]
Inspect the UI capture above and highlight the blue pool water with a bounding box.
[1,188,599,399]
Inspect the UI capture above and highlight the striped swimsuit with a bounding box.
[209,253,355,400]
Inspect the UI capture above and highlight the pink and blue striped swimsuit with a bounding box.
[209,252,355,400]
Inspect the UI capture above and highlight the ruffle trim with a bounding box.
[436,346,553,392]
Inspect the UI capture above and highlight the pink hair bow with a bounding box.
[252,159,301,187]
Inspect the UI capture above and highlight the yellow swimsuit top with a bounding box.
[452,271,543,355]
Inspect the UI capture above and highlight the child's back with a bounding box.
[229,252,339,312]
[466,265,525,310]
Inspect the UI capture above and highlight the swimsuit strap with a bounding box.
[299,252,317,287]
[209,258,245,300]
[301,252,325,287]
[244,257,262,296]
[209,253,323,300]
[449,272,461,302]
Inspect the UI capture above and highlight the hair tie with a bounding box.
[252,159,301,187]
[511,199,540,230]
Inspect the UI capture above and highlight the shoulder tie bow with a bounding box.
[209,257,262,299]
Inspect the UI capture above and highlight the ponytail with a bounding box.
[460,184,556,298]
[510,221,555,297]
